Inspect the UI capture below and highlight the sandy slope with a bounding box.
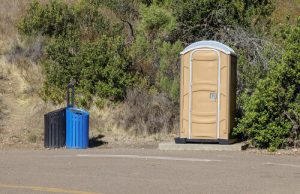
[0,60,48,148]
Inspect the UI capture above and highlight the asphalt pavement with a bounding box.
[0,148,300,194]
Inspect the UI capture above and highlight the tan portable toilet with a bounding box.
[175,41,237,144]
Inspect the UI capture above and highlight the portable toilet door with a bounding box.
[176,40,237,144]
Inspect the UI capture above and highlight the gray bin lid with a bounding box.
[180,40,236,56]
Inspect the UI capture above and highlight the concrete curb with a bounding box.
[159,142,248,151]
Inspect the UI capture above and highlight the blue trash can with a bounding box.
[66,107,89,149]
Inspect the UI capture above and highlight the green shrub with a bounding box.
[139,3,176,36]
[130,3,182,103]
[234,18,300,149]
[170,0,274,41]
[157,41,182,102]
[19,0,134,107]
[18,0,108,38]
[42,35,134,106]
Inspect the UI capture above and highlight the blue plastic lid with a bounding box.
[67,108,89,115]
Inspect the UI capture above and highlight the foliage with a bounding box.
[139,3,176,37]
[19,0,276,105]
[130,2,183,102]
[18,0,109,38]
[43,35,133,106]
[130,0,274,103]
[91,0,140,39]
[19,0,133,107]
[157,41,182,101]
[18,0,300,145]
[235,19,300,149]
[169,0,274,42]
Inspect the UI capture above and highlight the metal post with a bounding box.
[67,83,75,108]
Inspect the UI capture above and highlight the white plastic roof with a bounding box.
[180,40,236,55]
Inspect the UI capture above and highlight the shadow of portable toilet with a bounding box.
[175,41,237,145]
[66,83,89,149]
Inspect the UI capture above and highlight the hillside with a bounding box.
[0,0,43,148]
[0,0,299,149]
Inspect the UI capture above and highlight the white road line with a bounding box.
[76,154,222,162]
[38,155,74,158]
[263,162,300,168]
[51,155,74,158]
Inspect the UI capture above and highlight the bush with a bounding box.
[139,3,176,37]
[169,0,274,42]
[130,3,183,103]
[18,0,108,38]
[157,41,182,102]
[19,0,134,107]
[42,35,134,106]
[234,18,300,149]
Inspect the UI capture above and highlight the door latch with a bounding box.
[210,92,217,101]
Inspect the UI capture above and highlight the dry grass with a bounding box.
[0,69,7,134]
[26,128,43,143]
[0,0,32,54]
[271,0,300,26]
[117,89,179,135]
[0,0,45,93]
[89,88,179,138]
[0,0,60,148]
[5,37,45,94]
[0,0,75,53]
[0,97,4,133]
[88,93,177,147]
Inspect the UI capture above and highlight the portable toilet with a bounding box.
[175,40,237,144]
